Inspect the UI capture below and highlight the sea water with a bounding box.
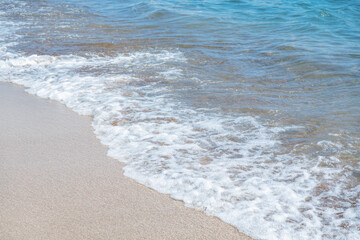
[0,0,359,239]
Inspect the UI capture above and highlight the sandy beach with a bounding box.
[0,82,252,240]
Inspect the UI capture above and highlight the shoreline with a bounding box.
[0,82,252,240]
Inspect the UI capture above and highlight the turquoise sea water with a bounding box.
[0,0,359,239]
[27,0,360,132]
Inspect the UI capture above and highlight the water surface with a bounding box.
[0,0,359,239]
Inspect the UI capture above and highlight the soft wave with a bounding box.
[1,1,359,239]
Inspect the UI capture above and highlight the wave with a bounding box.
[1,1,359,239]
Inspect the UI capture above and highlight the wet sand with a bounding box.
[0,82,252,240]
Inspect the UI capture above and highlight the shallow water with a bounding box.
[0,0,359,239]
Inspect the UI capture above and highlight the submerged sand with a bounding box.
[0,82,252,240]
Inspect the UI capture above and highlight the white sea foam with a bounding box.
[0,2,359,240]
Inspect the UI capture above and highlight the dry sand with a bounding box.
[0,82,252,240]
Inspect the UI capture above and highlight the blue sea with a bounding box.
[0,0,359,239]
